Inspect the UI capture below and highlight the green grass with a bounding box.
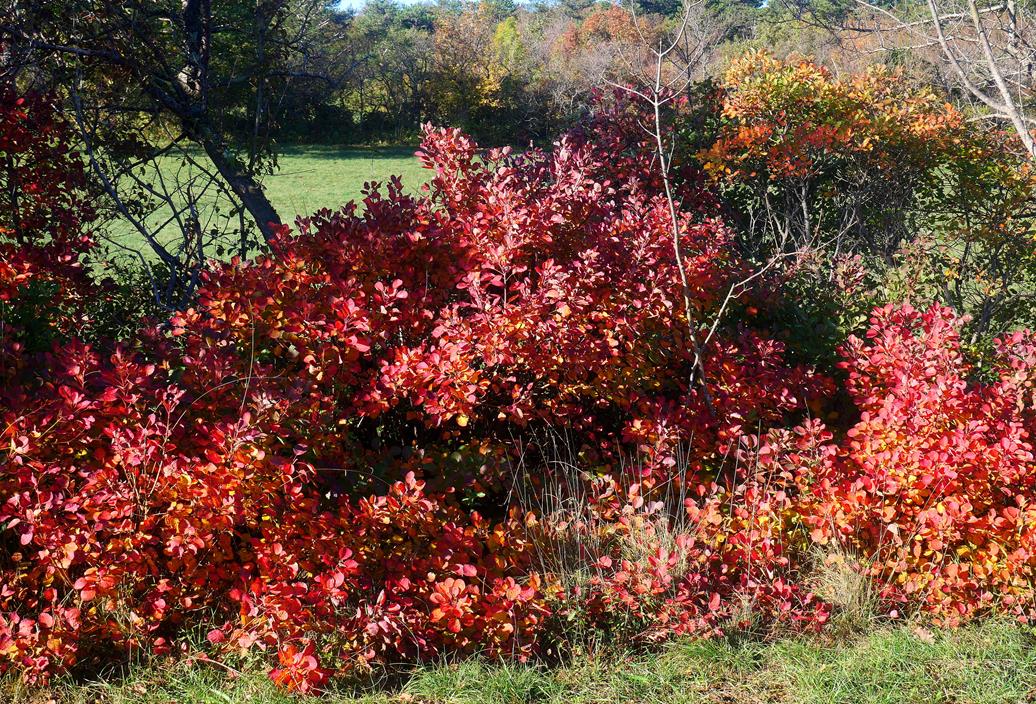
[8,621,1036,703]
[266,145,428,222]
[103,145,428,256]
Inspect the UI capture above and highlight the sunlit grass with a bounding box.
[8,621,1036,704]
[267,145,428,224]
[102,145,429,258]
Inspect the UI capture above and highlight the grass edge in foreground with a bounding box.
[6,620,1036,704]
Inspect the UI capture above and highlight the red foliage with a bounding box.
[171,124,820,491]
[1,340,302,681]
[270,640,330,694]
[0,340,545,686]
[737,305,1036,623]
[0,91,97,350]
[541,485,831,646]
[561,303,1036,638]
[4,114,823,686]
[802,305,1036,622]
[5,87,1035,694]
[0,92,95,253]
[225,472,546,677]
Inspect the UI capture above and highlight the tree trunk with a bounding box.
[181,0,281,242]
[199,131,282,242]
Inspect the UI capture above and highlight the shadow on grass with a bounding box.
[277,145,421,161]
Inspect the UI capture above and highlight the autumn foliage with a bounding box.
[695,52,1035,342]
[801,305,1036,623]
[2,60,1036,693]
[0,92,97,351]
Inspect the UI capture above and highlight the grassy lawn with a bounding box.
[268,145,428,222]
[7,621,1036,703]
[103,145,428,256]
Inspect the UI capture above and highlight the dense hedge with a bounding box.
[2,61,1035,693]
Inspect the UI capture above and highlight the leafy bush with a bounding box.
[746,305,1036,624]
[694,52,1036,346]
[169,120,822,487]
[2,99,825,688]
[803,305,1036,623]
[0,341,543,688]
[2,74,1036,695]
[0,92,98,352]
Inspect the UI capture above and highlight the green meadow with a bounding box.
[103,145,428,254]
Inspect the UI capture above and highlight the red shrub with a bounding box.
[605,304,1036,633]
[171,124,823,492]
[224,473,546,678]
[777,305,1036,623]
[2,112,829,687]
[0,340,546,686]
[0,91,97,354]
[21,89,1036,692]
[0,340,308,681]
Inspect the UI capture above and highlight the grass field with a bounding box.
[7,621,1036,704]
[103,145,428,255]
[267,145,428,222]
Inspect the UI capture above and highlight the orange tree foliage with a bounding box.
[697,50,991,257]
[694,51,1036,347]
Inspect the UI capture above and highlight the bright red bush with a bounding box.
[0,91,97,353]
[227,473,546,679]
[0,341,298,681]
[577,303,1036,635]
[6,85,1034,694]
[0,103,555,687]
[3,110,826,687]
[0,340,546,686]
[824,305,1036,622]
[171,123,823,493]
[752,305,1036,623]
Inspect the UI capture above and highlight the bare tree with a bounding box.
[600,1,730,410]
[817,0,1036,158]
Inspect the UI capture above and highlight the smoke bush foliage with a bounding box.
[1,80,1035,694]
[695,52,1036,360]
